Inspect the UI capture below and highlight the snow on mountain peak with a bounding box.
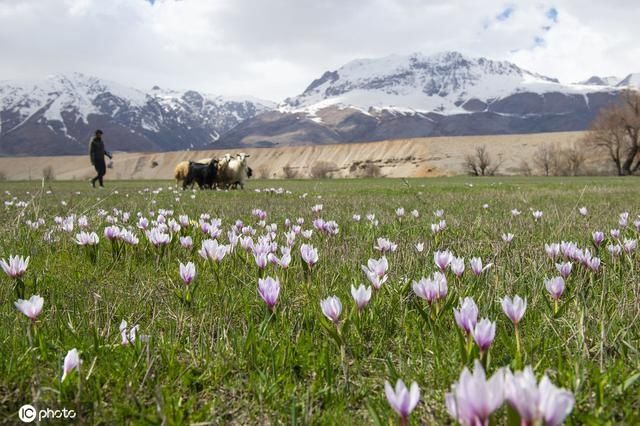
[282,51,602,115]
[617,73,640,88]
[577,75,620,87]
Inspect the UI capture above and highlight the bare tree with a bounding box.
[464,145,501,176]
[310,161,336,179]
[360,163,382,177]
[282,165,297,178]
[584,89,640,175]
[533,144,556,176]
[518,160,532,176]
[561,143,587,176]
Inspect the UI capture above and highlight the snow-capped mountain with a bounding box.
[282,51,569,114]
[0,73,274,156]
[617,73,640,88]
[1,53,638,156]
[576,76,621,86]
[218,51,633,148]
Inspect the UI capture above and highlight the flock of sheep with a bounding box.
[174,153,253,190]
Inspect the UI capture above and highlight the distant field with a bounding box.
[0,177,638,424]
[0,131,587,181]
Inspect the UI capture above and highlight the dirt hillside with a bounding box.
[0,131,587,180]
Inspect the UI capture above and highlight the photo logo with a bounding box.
[18,405,36,423]
[18,405,76,423]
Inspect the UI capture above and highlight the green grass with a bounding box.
[0,177,639,424]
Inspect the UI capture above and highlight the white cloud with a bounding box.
[0,0,638,101]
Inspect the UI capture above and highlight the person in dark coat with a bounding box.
[89,129,112,188]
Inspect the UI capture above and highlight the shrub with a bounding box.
[42,165,55,181]
[310,161,336,179]
[282,165,298,179]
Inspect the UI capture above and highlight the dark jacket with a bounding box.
[89,136,104,165]
[89,136,112,165]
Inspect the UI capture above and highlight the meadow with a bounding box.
[0,177,639,425]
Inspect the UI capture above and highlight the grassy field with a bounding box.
[0,177,639,424]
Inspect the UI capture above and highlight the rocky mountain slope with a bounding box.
[1,52,638,156]
[218,52,635,147]
[0,73,274,156]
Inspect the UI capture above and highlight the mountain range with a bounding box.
[0,52,638,156]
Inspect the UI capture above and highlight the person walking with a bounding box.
[89,129,112,188]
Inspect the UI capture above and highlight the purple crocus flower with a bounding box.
[384,379,420,422]
[592,231,605,247]
[445,360,505,426]
[545,243,560,259]
[119,320,139,345]
[145,228,170,247]
[0,255,30,279]
[532,210,543,221]
[545,277,565,300]
[61,348,81,382]
[472,318,496,352]
[361,257,389,289]
[300,244,319,268]
[365,257,389,277]
[258,276,280,311]
[199,239,228,262]
[454,297,478,335]
[560,241,577,259]
[75,231,99,246]
[137,217,149,230]
[501,296,526,325]
[619,212,629,227]
[120,229,139,246]
[412,278,436,304]
[363,268,387,289]
[502,233,514,243]
[451,257,465,277]
[608,244,622,257]
[555,262,572,279]
[179,261,196,285]
[504,366,575,426]
[610,229,620,239]
[434,250,454,272]
[539,376,576,426]
[320,296,342,323]
[14,295,44,321]
[351,284,372,310]
[104,225,121,241]
[178,214,190,227]
[413,272,448,304]
[586,256,601,272]
[179,236,193,249]
[374,237,397,254]
[470,257,492,276]
[623,239,637,254]
[254,253,269,269]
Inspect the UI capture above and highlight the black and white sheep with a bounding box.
[182,159,219,190]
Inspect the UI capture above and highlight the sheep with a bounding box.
[174,161,190,186]
[229,166,253,189]
[220,153,251,189]
[182,159,219,190]
[174,158,212,186]
[212,154,234,189]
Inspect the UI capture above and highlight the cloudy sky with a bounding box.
[1,0,638,101]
